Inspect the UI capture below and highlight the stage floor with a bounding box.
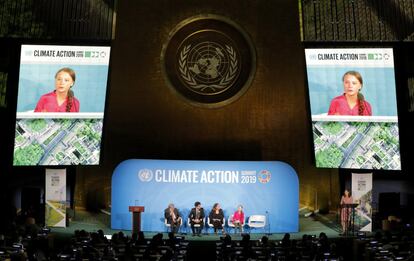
[50,209,344,241]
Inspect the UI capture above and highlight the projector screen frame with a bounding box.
[303,43,403,171]
[11,40,113,167]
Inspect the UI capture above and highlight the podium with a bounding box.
[129,206,145,234]
[341,203,358,235]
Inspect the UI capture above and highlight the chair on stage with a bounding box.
[247,215,266,233]
[164,217,182,233]
[227,214,245,233]
[207,216,226,234]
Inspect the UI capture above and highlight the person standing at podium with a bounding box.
[164,203,181,233]
[340,189,354,234]
[189,201,205,236]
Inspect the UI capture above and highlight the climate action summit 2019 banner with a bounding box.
[111,159,299,233]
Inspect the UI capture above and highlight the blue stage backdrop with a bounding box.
[111,159,299,233]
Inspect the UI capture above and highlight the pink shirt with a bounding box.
[34,91,80,112]
[328,94,372,116]
[340,195,353,205]
[232,211,244,224]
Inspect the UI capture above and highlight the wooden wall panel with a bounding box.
[74,0,340,211]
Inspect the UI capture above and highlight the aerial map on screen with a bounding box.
[312,118,400,169]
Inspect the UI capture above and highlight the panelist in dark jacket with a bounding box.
[189,201,205,236]
[209,203,225,234]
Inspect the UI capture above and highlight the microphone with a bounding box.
[265,211,271,235]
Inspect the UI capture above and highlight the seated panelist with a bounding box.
[209,203,225,234]
[189,201,205,236]
[164,203,181,233]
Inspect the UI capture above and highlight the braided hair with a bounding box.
[55,67,76,112]
[66,89,74,112]
[342,71,365,115]
[357,92,365,115]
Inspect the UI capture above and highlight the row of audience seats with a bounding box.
[215,233,342,261]
[0,226,51,260]
[1,225,189,260]
[56,230,189,261]
[355,230,414,260]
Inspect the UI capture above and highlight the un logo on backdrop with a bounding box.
[138,169,153,182]
[162,15,256,108]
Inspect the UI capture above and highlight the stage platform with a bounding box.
[50,209,345,241]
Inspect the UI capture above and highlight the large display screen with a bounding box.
[305,48,401,170]
[13,44,110,166]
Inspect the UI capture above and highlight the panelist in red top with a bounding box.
[328,71,372,116]
[34,67,80,112]
[231,205,245,233]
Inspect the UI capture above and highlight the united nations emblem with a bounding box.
[138,169,153,182]
[162,15,256,107]
[258,170,271,184]
[179,42,239,94]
